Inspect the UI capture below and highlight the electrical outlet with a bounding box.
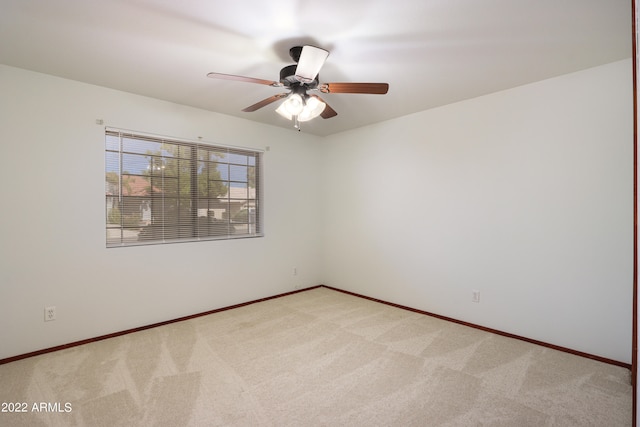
[292,267,298,276]
[472,290,480,303]
[44,306,56,321]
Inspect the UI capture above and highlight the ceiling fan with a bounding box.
[207,45,389,130]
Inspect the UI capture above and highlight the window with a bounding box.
[105,129,262,247]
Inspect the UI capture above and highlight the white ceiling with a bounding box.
[0,0,632,136]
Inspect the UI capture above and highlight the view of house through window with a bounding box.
[105,129,262,246]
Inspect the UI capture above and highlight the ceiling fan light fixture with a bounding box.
[276,95,326,123]
[208,45,389,129]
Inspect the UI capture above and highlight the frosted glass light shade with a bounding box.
[276,94,326,122]
[283,94,304,115]
[275,102,293,120]
[298,97,326,122]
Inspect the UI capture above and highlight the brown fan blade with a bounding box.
[310,95,337,119]
[242,93,288,112]
[207,72,282,87]
[319,82,389,94]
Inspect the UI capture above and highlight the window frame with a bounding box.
[105,128,263,247]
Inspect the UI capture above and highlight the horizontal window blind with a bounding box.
[105,129,262,247]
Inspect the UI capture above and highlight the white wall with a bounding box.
[0,59,633,365]
[321,59,634,363]
[0,65,324,360]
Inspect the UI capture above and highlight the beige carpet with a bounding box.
[0,287,632,426]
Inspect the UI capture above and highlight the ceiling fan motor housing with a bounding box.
[279,64,319,89]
